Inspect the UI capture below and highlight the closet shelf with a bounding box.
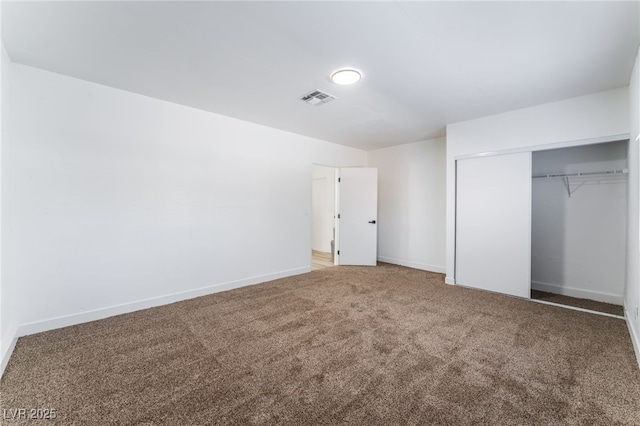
[532,169,628,179]
[532,169,628,198]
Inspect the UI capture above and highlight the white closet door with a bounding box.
[456,152,531,298]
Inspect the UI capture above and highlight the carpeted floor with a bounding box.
[531,290,624,316]
[1,264,639,425]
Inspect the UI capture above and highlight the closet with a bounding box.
[455,139,628,306]
[531,141,628,305]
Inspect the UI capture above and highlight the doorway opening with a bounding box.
[312,164,338,271]
[530,140,628,317]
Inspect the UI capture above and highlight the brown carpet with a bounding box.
[532,290,625,317]
[2,264,639,425]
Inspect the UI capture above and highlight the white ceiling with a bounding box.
[2,1,639,151]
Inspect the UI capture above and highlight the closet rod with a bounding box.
[532,169,628,179]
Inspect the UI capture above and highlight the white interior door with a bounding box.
[456,152,531,298]
[338,167,378,266]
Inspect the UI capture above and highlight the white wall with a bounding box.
[368,138,446,273]
[532,142,628,304]
[0,39,4,368]
[627,45,640,367]
[3,64,366,343]
[311,164,335,253]
[446,87,630,284]
[0,10,14,372]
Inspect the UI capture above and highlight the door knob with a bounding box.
[368,220,376,224]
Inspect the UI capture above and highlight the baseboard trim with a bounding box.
[1,325,19,378]
[377,256,445,274]
[625,302,640,369]
[531,281,623,305]
[12,266,310,348]
[444,276,455,285]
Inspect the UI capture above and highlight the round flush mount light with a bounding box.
[330,69,362,85]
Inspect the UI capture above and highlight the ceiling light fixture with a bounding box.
[331,69,362,85]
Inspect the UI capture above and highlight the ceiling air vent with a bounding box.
[300,90,336,106]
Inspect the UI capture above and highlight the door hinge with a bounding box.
[338,178,341,183]
[338,214,340,219]
[337,250,340,255]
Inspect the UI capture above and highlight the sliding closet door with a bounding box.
[456,152,532,298]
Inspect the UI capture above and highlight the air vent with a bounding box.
[300,90,336,106]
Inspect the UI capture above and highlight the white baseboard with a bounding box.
[531,281,623,305]
[625,302,640,369]
[444,276,455,285]
[1,266,309,379]
[1,325,19,378]
[377,256,445,274]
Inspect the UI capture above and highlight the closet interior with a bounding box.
[530,140,628,315]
